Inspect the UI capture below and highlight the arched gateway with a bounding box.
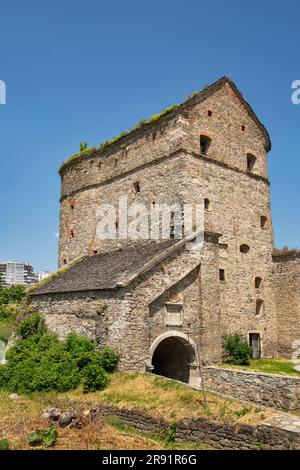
[149,332,200,388]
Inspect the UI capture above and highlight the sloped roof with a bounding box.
[29,240,180,296]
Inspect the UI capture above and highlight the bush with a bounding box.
[223,334,252,365]
[16,314,47,339]
[0,315,118,394]
[96,346,119,373]
[0,284,25,304]
[82,362,108,392]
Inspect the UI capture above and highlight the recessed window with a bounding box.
[204,198,210,211]
[255,277,262,289]
[240,244,250,254]
[247,153,256,173]
[260,216,268,229]
[62,258,67,265]
[208,110,212,117]
[133,181,140,193]
[219,269,225,281]
[256,299,264,315]
[200,135,212,156]
[249,333,261,359]
[70,230,75,239]
[242,125,246,132]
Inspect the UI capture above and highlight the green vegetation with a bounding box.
[0,314,118,394]
[0,281,26,343]
[60,103,181,170]
[0,438,10,450]
[222,334,252,365]
[79,141,88,152]
[27,427,58,448]
[221,358,300,377]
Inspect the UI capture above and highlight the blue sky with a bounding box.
[0,0,299,271]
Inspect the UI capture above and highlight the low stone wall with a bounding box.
[203,366,300,410]
[91,404,300,450]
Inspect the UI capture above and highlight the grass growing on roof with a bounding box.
[59,103,181,170]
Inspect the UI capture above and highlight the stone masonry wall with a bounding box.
[203,366,300,410]
[91,403,300,450]
[273,251,300,358]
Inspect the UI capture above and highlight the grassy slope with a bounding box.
[55,372,274,425]
[220,359,300,377]
[0,372,276,449]
[0,387,210,450]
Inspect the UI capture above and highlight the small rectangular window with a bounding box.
[133,181,140,193]
[256,299,264,315]
[200,135,212,156]
[219,269,225,281]
[247,154,256,173]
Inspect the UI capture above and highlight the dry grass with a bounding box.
[0,390,211,450]
[57,372,275,425]
[0,372,277,450]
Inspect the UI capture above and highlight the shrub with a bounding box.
[16,314,47,339]
[0,284,25,304]
[27,427,58,448]
[96,346,119,373]
[0,315,118,394]
[0,438,10,450]
[223,334,252,365]
[82,362,108,392]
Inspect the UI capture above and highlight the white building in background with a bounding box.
[0,262,52,287]
[37,271,52,282]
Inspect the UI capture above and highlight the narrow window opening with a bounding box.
[242,125,246,131]
[255,277,263,289]
[208,110,212,117]
[200,135,212,156]
[247,153,256,173]
[260,216,268,229]
[256,299,264,315]
[240,244,250,254]
[219,269,225,281]
[133,181,140,193]
[62,258,67,265]
[204,198,210,211]
[70,230,74,239]
[170,211,175,240]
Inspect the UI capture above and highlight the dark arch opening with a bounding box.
[152,337,194,384]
